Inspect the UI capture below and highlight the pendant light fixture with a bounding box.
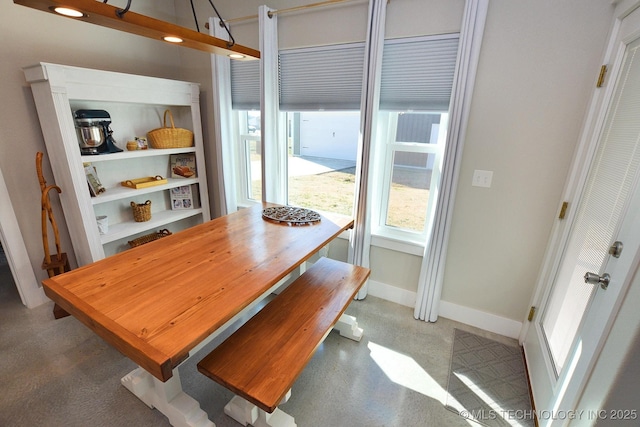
[13,0,260,60]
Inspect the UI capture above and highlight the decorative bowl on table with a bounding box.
[262,206,321,226]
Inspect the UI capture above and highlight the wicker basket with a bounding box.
[130,200,152,222]
[128,229,172,248]
[147,110,194,149]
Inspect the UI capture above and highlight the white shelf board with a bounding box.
[91,178,199,204]
[100,208,203,244]
[81,146,196,163]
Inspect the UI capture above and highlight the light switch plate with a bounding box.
[472,170,493,188]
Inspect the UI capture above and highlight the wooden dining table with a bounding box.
[42,203,354,427]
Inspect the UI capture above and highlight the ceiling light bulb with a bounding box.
[228,54,245,59]
[53,6,84,17]
[163,36,183,43]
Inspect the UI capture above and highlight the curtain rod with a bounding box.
[221,0,368,25]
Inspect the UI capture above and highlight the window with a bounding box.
[372,34,458,245]
[229,61,262,206]
[231,43,364,214]
[374,112,447,240]
[287,111,359,216]
[278,44,364,216]
[228,34,458,249]
[236,111,261,205]
[234,109,360,216]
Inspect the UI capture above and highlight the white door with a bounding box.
[523,5,640,424]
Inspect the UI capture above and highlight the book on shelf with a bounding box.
[170,185,200,210]
[84,163,105,197]
[170,153,196,179]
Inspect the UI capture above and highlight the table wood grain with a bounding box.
[42,204,353,382]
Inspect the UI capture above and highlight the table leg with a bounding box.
[333,313,363,341]
[121,367,214,427]
[224,390,296,427]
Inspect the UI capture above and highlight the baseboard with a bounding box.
[439,300,523,339]
[364,281,522,339]
[366,280,417,308]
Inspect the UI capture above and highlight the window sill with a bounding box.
[370,234,424,256]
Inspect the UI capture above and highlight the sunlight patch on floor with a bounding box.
[368,341,446,402]
[366,340,475,427]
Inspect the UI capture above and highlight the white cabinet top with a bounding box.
[23,62,200,106]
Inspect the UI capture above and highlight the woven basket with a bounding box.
[128,229,172,248]
[130,200,152,222]
[147,110,194,149]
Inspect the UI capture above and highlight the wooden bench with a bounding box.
[197,257,370,427]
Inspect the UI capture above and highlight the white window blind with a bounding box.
[230,60,261,110]
[279,43,366,111]
[380,34,459,111]
[229,34,460,112]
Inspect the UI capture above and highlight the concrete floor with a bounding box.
[0,260,517,427]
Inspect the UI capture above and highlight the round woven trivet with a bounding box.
[262,206,321,226]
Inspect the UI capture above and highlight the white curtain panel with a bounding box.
[348,0,387,299]
[259,5,287,204]
[414,0,489,322]
[210,17,238,215]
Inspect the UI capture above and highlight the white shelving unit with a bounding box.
[24,63,211,266]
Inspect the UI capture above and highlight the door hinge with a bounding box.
[559,201,569,220]
[528,306,536,322]
[597,65,607,88]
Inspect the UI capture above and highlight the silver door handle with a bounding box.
[584,272,610,290]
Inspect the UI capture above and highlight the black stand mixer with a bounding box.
[74,110,123,155]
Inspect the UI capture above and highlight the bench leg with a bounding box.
[121,367,214,427]
[224,391,296,427]
[333,313,363,341]
[224,395,258,426]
